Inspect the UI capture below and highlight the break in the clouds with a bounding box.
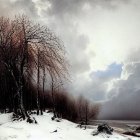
[99,61,140,120]
[1,0,140,119]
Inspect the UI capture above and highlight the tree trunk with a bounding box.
[50,74,57,118]
[37,48,40,115]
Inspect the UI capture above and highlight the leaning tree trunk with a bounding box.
[19,74,30,120]
[8,66,27,120]
[37,48,41,115]
[42,66,46,113]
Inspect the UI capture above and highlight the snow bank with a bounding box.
[0,113,12,125]
[0,112,139,140]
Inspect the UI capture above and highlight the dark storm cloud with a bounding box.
[0,0,131,18]
[43,0,132,18]
[99,91,140,120]
[99,62,140,120]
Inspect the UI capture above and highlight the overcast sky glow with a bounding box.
[1,0,140,119]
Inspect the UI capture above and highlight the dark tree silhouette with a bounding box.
[0,15,99,124]
[77,95,100,127]
[0,15,68,121]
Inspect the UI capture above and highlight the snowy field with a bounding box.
[0,112,139,140]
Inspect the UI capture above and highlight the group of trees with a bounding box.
[30,90,99,123]
[77,95,99,125]
[0,15,67,120]
[0,15,99,123]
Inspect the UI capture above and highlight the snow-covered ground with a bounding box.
[0,112,139,140]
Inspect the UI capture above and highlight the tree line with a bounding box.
[0,15,99,123]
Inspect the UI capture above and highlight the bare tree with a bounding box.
[0,15,68,121]
[77,95,84,122]
[77,95,99,128]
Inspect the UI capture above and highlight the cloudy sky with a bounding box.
[1,0,140,119]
